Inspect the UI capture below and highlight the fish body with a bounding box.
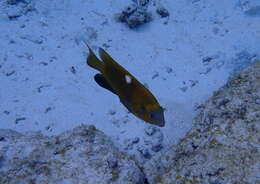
[86,46,165,127]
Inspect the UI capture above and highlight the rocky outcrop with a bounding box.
[0,125,146,184]
[116,0,169,28]
[1,62,259,184]
[145,62,260,184]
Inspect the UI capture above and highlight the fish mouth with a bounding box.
[150,107,165,127]
[156,116,165,127]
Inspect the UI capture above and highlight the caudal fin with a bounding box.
[86,45,104,72]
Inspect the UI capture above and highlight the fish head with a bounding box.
[138,103,165,127]
[147,106,165,127]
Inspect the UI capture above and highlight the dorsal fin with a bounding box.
[98,48,117,65]
[98,48,134,77]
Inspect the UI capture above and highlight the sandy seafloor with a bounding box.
[0,0,259,162]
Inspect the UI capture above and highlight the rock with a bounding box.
[151,143,163,152]
[133,0,150,7]
[145,62,260,184]
[14,117,26,124]
[132,137,140,144]
[0,125,146,184]
[152,72,159,79]
[20,35,45,44]
[230,50,258,74]
[165,66,173,73]
[4,0,35,20]
[143,126,164,154]
[137,146,152,159]
[7,0,22,5]
[156,6,169,18]
[245,6,260,17]
[144,126,157,136]
[124,137,140,150]
[116,3,152,28]
[202,55,220,65]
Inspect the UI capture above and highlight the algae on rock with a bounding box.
[0,125,146,184]
[145,62,260,184]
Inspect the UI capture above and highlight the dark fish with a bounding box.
[86,45,165,127]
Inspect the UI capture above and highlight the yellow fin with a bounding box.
[98,47,131,75]
[98,48,118,65]
[86,45,104,72]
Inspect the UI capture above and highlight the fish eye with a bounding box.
[139,105,146,115]
[149,112,155,119]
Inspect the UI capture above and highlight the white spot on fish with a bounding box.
[125,75,132,84]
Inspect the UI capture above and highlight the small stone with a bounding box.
[108,110,116,115]
[216,98,230,108]
[49,56,57,63]
[155,131,164,143]
[20,35,44,44]
[107,158,118,169]
[0,137,5,141]
[37,84,51,93]
[143,139,152,145]
[70,66,76,74]
[245,6,260,17]
[15,117,26,124]
[180,86,188,92]
[152,72,159,79]
[135,0,150,6]
[45,125,51,131]
[102,43,110,49]
[200,67,212,74]
[156,6,169,18]
[137,147,151,159]
[255,98,260,104]
[124,139,134,150]
[39,61,48,66]
[132,137,140,144]
[121,4,137,16]
[3,111,10,115]
[145,126,157,136]
[194,103,205,111]
[202,56,214,65]
[24,53,33,60]
[9,40,15,44]
[45,107,52,113]
[151,143,163,152]
[7,10,22,20]
[6,70,15,77]
[189,80,198,87]
[165,67,173,73]
[20,24,26,28]
[7,0,21,5]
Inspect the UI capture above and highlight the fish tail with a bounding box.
[86,45,104,72]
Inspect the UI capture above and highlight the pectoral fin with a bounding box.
[94,74,116,95]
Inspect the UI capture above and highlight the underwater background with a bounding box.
[0,0,259,163]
